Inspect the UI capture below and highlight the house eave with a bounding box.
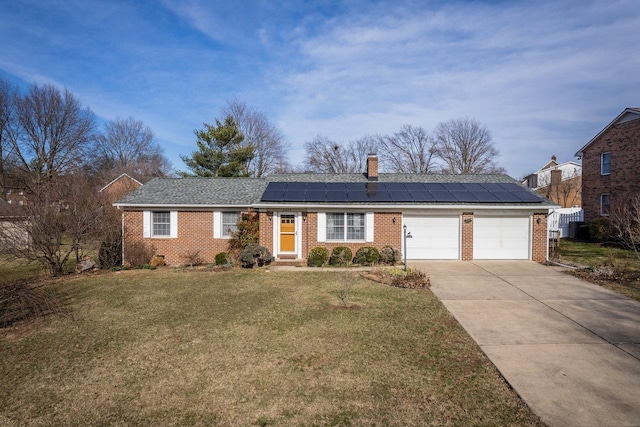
[575,108,640,157]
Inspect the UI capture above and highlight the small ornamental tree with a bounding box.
[228,211,259,256]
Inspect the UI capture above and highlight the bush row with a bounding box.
[307,245,399,267]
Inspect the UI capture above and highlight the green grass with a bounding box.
[0,269,542,426]
[0,256,44,285]
[556,239,640,301]
[557,239,640,270]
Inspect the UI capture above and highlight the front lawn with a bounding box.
[556,239,640,301]
[0,269,541,426]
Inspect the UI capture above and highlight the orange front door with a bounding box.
[279,214,296,252]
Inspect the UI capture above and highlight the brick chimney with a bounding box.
[366,154,378,181]
[550,169,562,186]
[551,155,557,162]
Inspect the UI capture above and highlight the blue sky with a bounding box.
[1,0,638,178]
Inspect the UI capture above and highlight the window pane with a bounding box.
[152,211,171,236]
[222,211,240,236]
[601,153,611,175]
[601,194,610,215]
[326,213,344,240]
[347,213,365,240]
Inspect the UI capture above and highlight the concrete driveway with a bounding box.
[411,260,640,427]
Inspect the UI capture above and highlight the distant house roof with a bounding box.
[115,174,555,209]
[575,107,640,158]
[99,173,144,193]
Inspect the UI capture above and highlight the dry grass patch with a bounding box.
[0,269,542,426]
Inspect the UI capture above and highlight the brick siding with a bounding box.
[461,213,474,260]
[582,117,640,222]
[531,213,548,263]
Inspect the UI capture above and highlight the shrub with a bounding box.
[379,246,399,265]
[390,268,430,289]
[182,250,203,267]
[124,241,156,267]
[588,218,613,242]
[354,246,380,265]
[98,237,122,269]
[239,244,272,268]
[308,247,329,267]
[229,212,259,252]
[329,246,353,266]
[215,252,231,265]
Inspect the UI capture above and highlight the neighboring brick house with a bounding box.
[100,173,144,203]
[114,156,556,265]
[575,108,640,222]
[522,155,582,208]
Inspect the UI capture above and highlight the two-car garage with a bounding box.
[403,213,532,260]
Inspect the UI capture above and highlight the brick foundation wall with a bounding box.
[123,210,232,266]
[531,213,548,262]
[582,118,640,222]
[461,213,474,261]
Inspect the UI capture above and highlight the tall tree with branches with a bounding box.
[0,78,18,197]
[434,117,505,174]
[91,116,172,177]
[10,83,96,188]
[180,116,254,177]
[222,98,290,177]
[375,124,437,173]
[303,136,377,173]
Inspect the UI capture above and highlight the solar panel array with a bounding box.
[260,182,543,203]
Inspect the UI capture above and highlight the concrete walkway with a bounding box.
[411,260,640,427]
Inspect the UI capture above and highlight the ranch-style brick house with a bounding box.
[114,155,557,265]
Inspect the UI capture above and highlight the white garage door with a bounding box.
[474,216,530,260]
[403,216,460,259]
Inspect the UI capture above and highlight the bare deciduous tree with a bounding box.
[222,98,290,177]
[10,84,96,189]
[536,167,581,208]
[0,78,19,197]
[0,177,110,276]
[610,194,640,262]
[375,124,437,173]
[303,136,376,173]
[434,117,505,174]
[92,116,172,177]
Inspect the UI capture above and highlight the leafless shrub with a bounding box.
[335,272,356,307]
[182,250,203,267]
[124,241,156,267]
[0,281,63,328]
[610,194,640,262]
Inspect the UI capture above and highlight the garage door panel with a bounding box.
[404,216,459,259]
[474,217,530,260]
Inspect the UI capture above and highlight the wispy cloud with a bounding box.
[0,0,638,177]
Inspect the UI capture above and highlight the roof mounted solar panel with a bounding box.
[411,191,435,202]
[512,190,543,202]
[424,183,447,192]
[473,192,501,202]
[267,182,288,190]
[451,191,478,202]
[261,190,285,202]
[282,190,306,201]
[404,183,426,192]
[304,190,327,202]
[286,182,306,191]
[384,183,407,191]
[347,191,369,202]
[461,183,486,192]
[368,191,392,202]
[479,183,505,192]
[326,191,348,202]
[306,182,326,191]
[441,183,465,192]
[326,183,347,191]
[390,191,414,202]
[429,191,458,202]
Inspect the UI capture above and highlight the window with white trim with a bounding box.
[600,194,610,216]
[152,211,171,237]
[221,211,240,237]
[327,213,365,241]
[601,152,611,175]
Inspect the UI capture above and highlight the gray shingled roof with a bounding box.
[115,174,554,207]
[115,177,268,206]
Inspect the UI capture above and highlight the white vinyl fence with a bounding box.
[548,207,583,238]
